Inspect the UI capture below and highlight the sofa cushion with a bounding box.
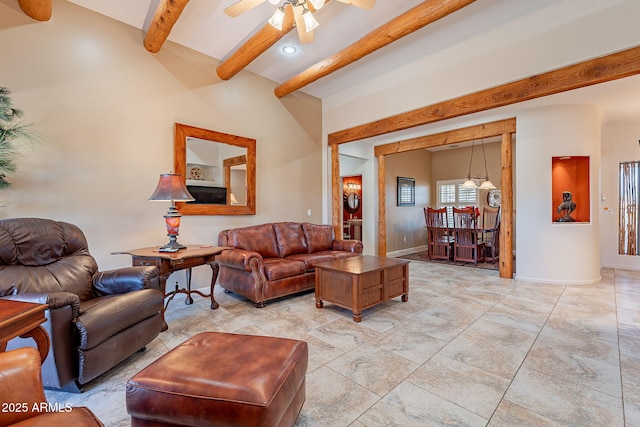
[301,223,335,253]
[262,258,307,281]
[227,224,279,258]
[274,222,309,258]
[314,250,360,260]
[286,253,336,271]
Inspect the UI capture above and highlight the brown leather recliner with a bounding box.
[0,218,164,392]
[0,347,104,426]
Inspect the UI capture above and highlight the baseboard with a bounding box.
[387,245,428,258]
[513,274,602,285]
[601,263,640,272]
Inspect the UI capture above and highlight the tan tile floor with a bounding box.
[45,262,640,426]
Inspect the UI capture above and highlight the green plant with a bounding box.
[0,87,40,189]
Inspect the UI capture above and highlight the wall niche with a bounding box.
[551,156,590,223]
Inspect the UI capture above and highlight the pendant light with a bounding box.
[462,139,496,190]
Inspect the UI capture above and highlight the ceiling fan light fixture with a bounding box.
[309,0,325,10]
[302,9,319,32]
[268,7,286,30]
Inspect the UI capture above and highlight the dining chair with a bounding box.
[481,206,501,264]
[425,207,452,260]
[452,206,484,264]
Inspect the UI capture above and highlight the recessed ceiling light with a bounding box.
[282,45,297,55]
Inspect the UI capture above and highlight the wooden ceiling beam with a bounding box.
[372,119,516,156]
[143,0,191,54]
[329,44,640,145]
[274,0,476,98]
[217,4,296,80]
[17,0,52,21]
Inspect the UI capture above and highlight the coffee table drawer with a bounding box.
[361,270,383,290]
[362,285,383,307]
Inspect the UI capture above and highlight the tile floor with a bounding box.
[45,261,640,426]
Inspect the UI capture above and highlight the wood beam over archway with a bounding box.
[373,119,516,156]
[143,0,190,54]
[331,119,516,277]
[329,45,640,145]
[369,119,515,278]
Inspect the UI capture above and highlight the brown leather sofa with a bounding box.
[217,222,363,307]
[0,347,104,426]
[0,218,164,392]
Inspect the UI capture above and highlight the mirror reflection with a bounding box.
[174,123,256,215]
[344,192,360,213]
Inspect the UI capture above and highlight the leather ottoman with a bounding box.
[126,332,308,427]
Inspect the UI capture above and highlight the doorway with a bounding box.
[342,175,362,240]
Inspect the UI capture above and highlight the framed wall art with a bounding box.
[397,177,415,207]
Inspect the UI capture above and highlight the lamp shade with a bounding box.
[478,179,496,190]
[462,179,478,189]
[148,174,194,202]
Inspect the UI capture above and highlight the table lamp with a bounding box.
[148,173,194,252]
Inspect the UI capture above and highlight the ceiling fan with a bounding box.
[224,0,376,44]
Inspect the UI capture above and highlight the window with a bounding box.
[619,161,639,255]
[437,179,478,224]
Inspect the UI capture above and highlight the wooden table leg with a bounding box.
[209,262,220,309]
[20,326,50,364]
[184,267,194,305]
[158,273,171,332]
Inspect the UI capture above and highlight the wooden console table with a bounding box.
[114,245,228,331]
[0,300,50,363]
[315,255,409,322]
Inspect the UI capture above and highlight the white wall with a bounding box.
[322,0,640,135]
[601,124,640,270]
[0,1,322,281]
[515,105,601,284]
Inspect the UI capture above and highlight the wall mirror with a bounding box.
[344,192,360,214]
[174,123,256,215]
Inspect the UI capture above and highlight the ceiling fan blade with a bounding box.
[293,5,314,44]
[224,0,267,17]
[335,0,375,10]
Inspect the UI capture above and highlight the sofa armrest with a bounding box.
[216,249,263,272]
[332,239,363,253]
[92,266,160,296]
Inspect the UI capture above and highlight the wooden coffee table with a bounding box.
[315,255,409,322]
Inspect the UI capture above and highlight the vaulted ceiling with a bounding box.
[14,0,640,125]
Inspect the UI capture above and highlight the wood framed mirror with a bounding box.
[174,123,256,215]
